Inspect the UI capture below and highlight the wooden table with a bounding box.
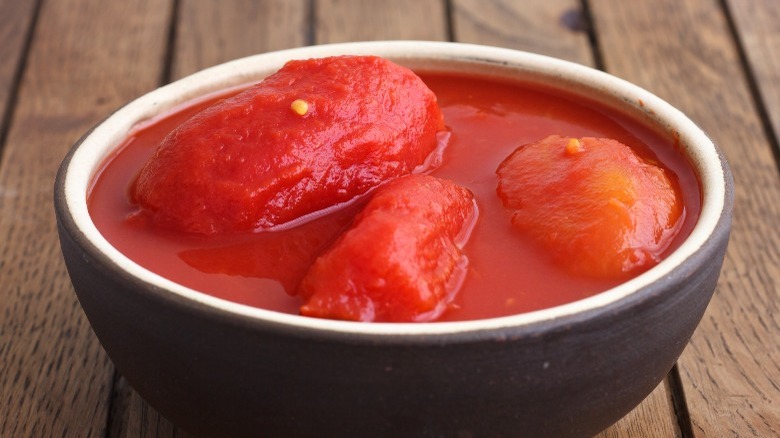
[1,0,778,436]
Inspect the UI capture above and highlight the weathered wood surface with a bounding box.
[0,0,172,437]
[0,0,38,148]
[450,0,594,65]
[173,0,309,81]
[315,0,448,43]
[1,0,777,436]
[728,0,780,154]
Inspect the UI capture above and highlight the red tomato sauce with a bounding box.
[88,73,700,321]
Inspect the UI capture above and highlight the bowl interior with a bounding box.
[59,41,729,335]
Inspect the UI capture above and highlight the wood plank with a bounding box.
[451,0,593,65]
[451,2,680,435]
[0,0,37,149]
[173,0,309,80]
[315,0,448,43]
[727,0,780,158]
[590,0,780,436]
[106,1,311,436]
[0,0,172,436]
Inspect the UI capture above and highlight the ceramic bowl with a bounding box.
[55,41,732,437]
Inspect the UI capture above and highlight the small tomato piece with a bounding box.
[298,174,476,322]
[496,135,683,278]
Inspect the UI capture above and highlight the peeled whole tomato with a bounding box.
[132,56,445,235]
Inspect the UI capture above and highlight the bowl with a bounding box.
[54,41,732,437]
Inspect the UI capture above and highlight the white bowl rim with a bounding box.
[61,40,730,336]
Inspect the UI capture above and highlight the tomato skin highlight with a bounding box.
[496,135,683,279]
[131,56,445,235]
[298,174,476,322]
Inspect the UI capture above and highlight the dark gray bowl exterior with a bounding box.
[55,134,732,437]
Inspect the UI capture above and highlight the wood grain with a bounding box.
[0,0,37,148]
[451,0,594,65]
[0,0,172,436]
[727,0,780,159]
[590,0,780,436]
[314,0,448,43]
[173,0,309,80]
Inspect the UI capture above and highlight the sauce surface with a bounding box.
[88,73,700,321]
